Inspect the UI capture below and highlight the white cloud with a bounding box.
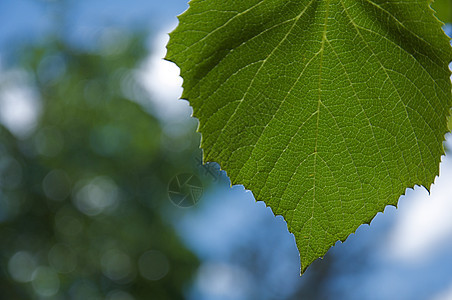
[432,282,452,300]
[0,69,41,138]
[384,136,452,263]
[136,23,191,120]
[196,262,252,300]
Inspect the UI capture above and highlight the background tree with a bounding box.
[0,32,201,299]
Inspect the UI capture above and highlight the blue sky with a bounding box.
[0,0,188,51]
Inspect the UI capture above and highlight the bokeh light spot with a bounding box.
[74,176,119,216]
[48,243,77,274]
[55,208,83,237]
[34,127,64,157]
[106,290,135,300]
[8,251,37,283]
[138,250,169,281]
[37,54,67,85]
[89,125,129,157]
[31,266,60,297]
[43,169,71,201]
[101,249,134,282]
[69,280,102,300]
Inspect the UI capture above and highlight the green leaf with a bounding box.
[167,0,452,272]
[431,0,452,24]
[449,109,452,132]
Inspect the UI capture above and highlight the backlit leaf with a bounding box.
[167,0,452,272]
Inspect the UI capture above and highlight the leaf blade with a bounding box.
[167,0,452,272]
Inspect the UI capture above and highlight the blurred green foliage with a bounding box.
[0,32,201,299]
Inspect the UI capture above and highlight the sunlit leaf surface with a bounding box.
[167,0,452,272]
